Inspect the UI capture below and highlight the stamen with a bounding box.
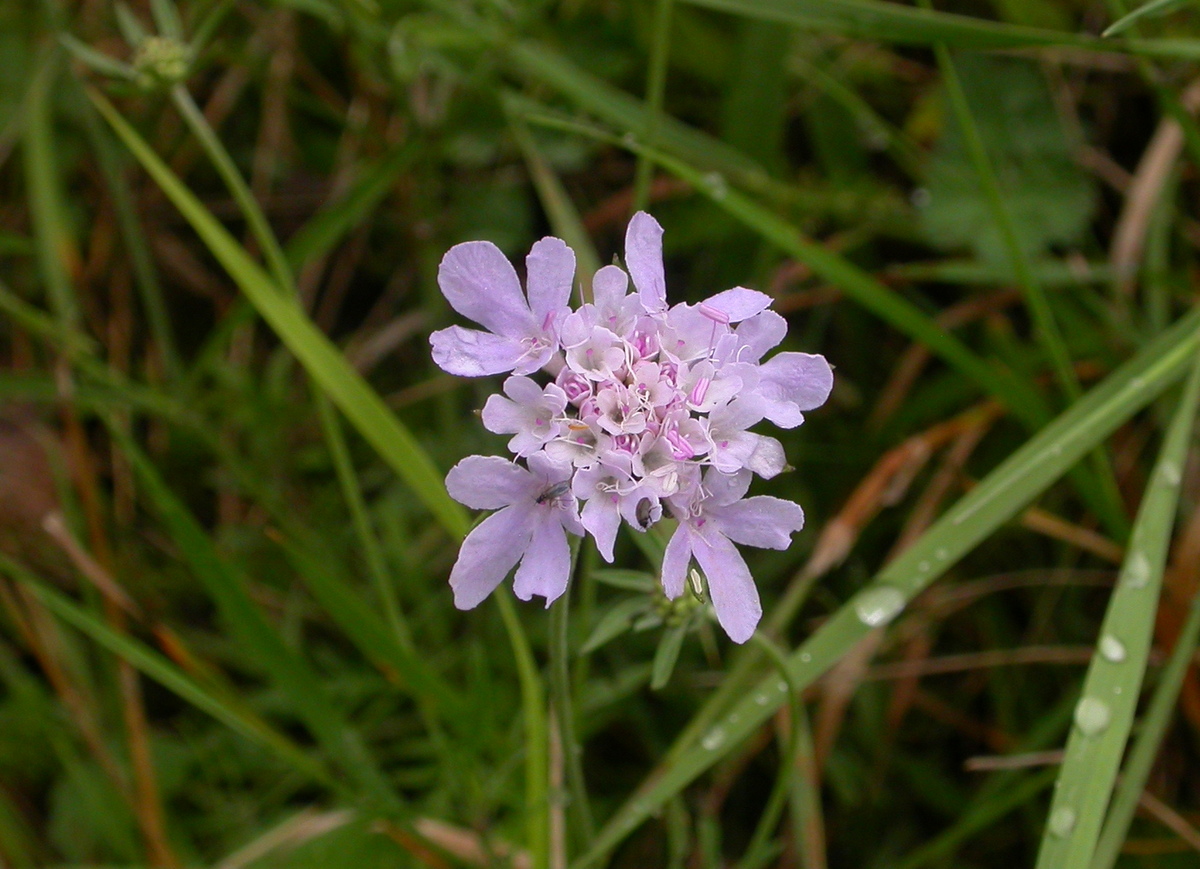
[699,303,730,325]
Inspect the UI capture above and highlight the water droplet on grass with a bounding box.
[800,652,812,663]
[1074,697,1112,736]
[855,586,905,627]
[1160,462,1182,486]
[1125,552,1151,588]
[755,693,769,706]
[701,728,726,751]
[1049,806,1077,837]
[703,172,728,200]
[1099,634,1126,663]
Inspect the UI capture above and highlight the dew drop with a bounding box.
[800,652,812,663]
[1113,686,1123,695]
[729,713,741,724]
[754,693,770,706]
[918,560,930,572]
[1048,805,1077,837]
[701,728,726,751]
[1160,462,1182,487]
[1074,697,1112,736]
[1125,552,1151,588]
[621,132,637,147]
[1099,634,1126,663]
[776,679,787,693]
[935,547,949,560]
[855,586,906,627]
[703,172,729,200]
[910,187,931,209]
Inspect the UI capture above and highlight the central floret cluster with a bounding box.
[431,212,832,642]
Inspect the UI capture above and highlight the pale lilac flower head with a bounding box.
[432,213,833,642]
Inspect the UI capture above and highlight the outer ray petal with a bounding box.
[715,496,805,550]
[691,532,761,643]
[526,237,576,325]
[592,265,630,310]
[625,211,667,312]
[450,506,533,609]
[438,241,534,337]
[580,493,621,562]
[761,352,834,411]
[430,326,527,377]
[701,287,772,322]
[512,513,573,606]
[445,456,536,509]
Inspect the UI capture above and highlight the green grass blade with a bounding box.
[1092,568,1200,867]
[1034,355,1200,869]
[283,142,419,272]
[23,50,80,329]
[507,111,601,301]
[1103,0,1193,36]
[504,41,775,196]
[109,426,402,810]
[679,0,1100,51]
[89,87,469,540]
[0,559,333,787]
[573,306,1200,868]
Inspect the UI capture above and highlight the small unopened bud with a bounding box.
[133,36,190,89]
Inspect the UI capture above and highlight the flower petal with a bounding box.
[761,352,834,411]
[744,434,787,479]
[625,211,667,313]
[691,532,761,644]
[733,311,788,362]
[446,456,537,509]
[661,524,692,599]
[592,264,630,310]
[581,493,621,562]
[701,287,772,322]
[526,236,576,325]
[481,394,524,435]
[430,326,527,377]
[450,505,533,609]
[512,513,572,606]
[715,496,804,550]
[438,241,534,337]
[704,468,752,507]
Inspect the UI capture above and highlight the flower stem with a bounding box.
[551,539,595,854]
[497,593,550,869]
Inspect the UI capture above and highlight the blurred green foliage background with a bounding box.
[2,0,1200,867]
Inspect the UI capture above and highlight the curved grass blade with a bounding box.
[1092,567,1200,867]
[1104,0,1194,36]
[682,0,1100,48]
[1,560,333,788]
[1033,355,1200,869]
[572,306,1200,867]
[110,426,403,810]
[89,87,469,541]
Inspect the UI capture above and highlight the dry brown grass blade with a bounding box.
[799,402,1002,583]
[1111,79,1200,295]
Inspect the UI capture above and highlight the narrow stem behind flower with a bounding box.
[551,538,597,853]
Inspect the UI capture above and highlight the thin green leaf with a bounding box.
[58,34,137,80]
[581,597,655,654]
[283,142,418,272]
[1092,568,1200,867]
[573,306,1200,868]
[1104,0,1194,36]
[90,87,469,541]
[1034,355,1200,869]
[0,559,332,787]
[109,426,402,810]
[148,0,184,40]
[650,622,688,690]
[114,2,149,46]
